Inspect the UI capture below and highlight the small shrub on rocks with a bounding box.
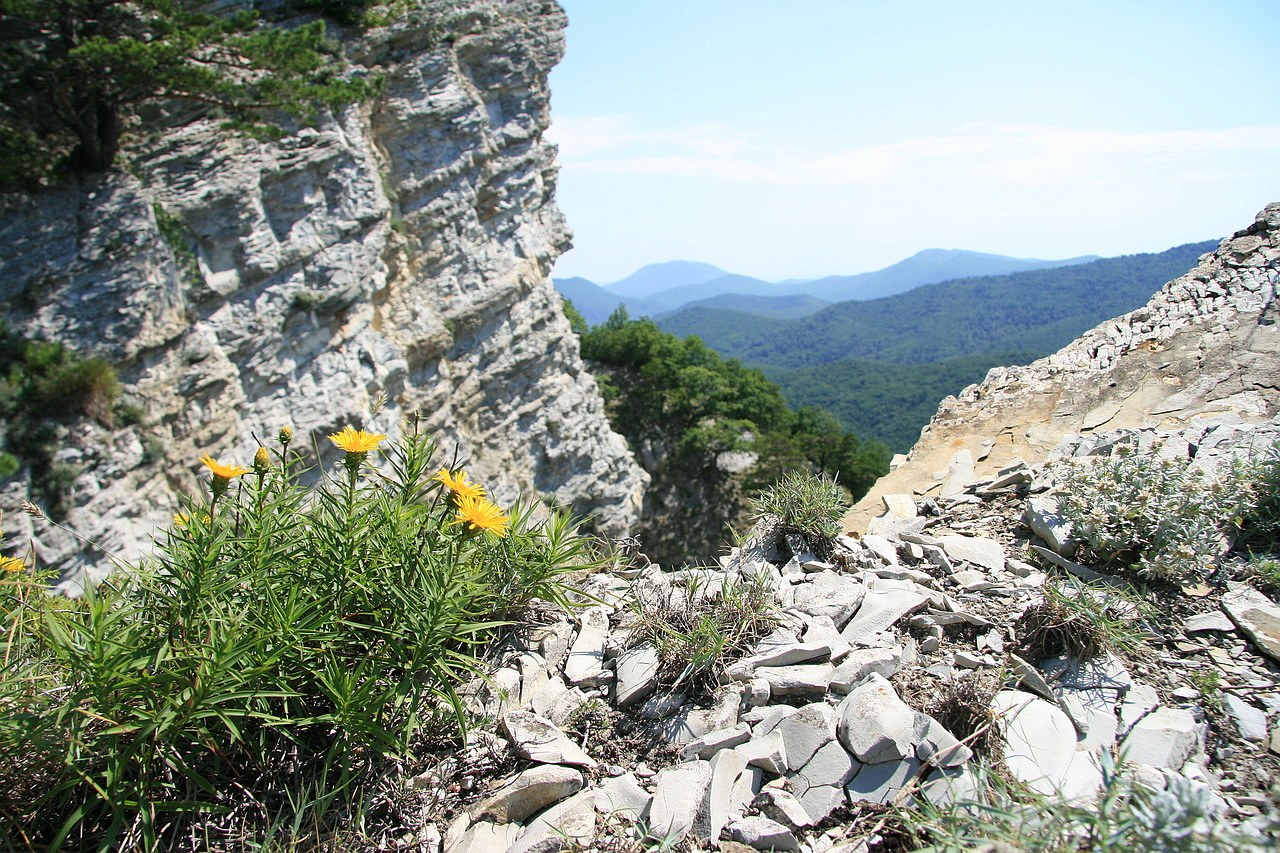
[1016,578,1153,662]
[751,469,849,553]
[1054,443,1263,583]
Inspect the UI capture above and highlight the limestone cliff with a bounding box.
[0,1,647,575]
[848,202,1280,531]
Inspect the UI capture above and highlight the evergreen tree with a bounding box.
[0,0,368,181]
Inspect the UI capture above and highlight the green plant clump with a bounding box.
[0,323,120,515]
[1054,444,1265,583]
[751,469,849,550]
[905,754,1273,852]
[0,424,598,849]
[629,569,779,700]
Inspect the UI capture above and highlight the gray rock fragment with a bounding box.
[727,816,800,851]
[774,701,839,771]
[471,764,583,824]
[614,644,660,708]
[1222,585,1280,663]
[1222,694,1268,743]
[837,673,916,764]
[501,710,596,768]
[830,646,904,693]
[646,760,713,843]
[1024,495,1076,555]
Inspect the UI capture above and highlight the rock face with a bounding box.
[848,203,1280,531]
[0,1,647,572]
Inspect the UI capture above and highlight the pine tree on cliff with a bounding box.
[0,0,368,183]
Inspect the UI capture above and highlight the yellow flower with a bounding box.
[328,426,387,454]
[450,494,510,537]
[434,468,486,501]
[278,425,294,444]
[173,512,212,528]
[253,446,270,474]
[0,556,25,573]
[198,453,251,480]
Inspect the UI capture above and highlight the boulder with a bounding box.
[993,690,1101,801]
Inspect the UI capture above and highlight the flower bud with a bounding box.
[254,446,270,474]
[278,425,294,444]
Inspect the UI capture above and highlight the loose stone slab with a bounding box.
[1222,586,1280,663]
[913,713,972,768]
[754,787,815,829]
[681,723,752,761]
[564,606,610,686]
[1183,611,1236,634]
[755,662,834,697]
[845,756,922,805]
[792,572,867,629]
[841,586,930,646]
[861,534,901,566]
[501,710,597,768]
[447,819,521,853]
[1223,694,1269,743]
[1120,706,1204,769]
[737,729,788,775]
[799,739,860,789]
[595,772,651,819]
[992,690,1101,801]
[775,702,839,771]
[727,816,800,852]
[938,535,1005,572]
[727,641,835,679]
[838,673,916,764]
[614,644,660,708]
[830,646,904,693]
[695,748,751,843]
[647,760,713,843]
[509,789,598,853]
[471,765,583,824]
[1024,496,1076,555]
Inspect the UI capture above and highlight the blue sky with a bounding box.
[546,1,1280,283]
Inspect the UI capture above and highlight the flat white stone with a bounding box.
[841,587,930,646]
[1024,495,1076,555]
[755,662,834,697]
[470,764,583,824]
[447,819,521,853]
[992,690,1101,801]
[830,646,904,693]
[861,534,901,566]
[1223,694,1269,742]
[938,535,1005,572]
[1119,706,1204,769]
[737,729,788,775]
[1222,586,1280,662]
[799,739,859,789]
[727,641,835,679]
[595,772,651,819]
[694,747,751,843]
[680,723,752,760]
[802,614,852,661]
[1183,611,1236,634]
[792,572,867,629]
[727,816,800,852]
[646,760,713,843]
[508,789,598,853]
[614,644,660,708]
[845,756,921,804]
[838,673,916,764]
[796,783,845,825]
[883,493,918,519]
[754,787,815,829]
[564,606,610,686]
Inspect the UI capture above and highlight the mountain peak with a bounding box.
[604,260,730,299]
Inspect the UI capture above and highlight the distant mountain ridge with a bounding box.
[555,249,1099,326]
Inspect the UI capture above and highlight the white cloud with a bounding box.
[548,117,1280,188]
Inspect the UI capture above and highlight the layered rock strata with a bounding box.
[0,1,646,574]
[848,202,1280,531]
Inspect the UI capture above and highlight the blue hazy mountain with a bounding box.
[602,261,730,300]
[656,292,831,320]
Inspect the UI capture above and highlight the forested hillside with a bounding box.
[656,241,1216,453]
[659,242,1216,367]
[764,351,1042,453]
[566,306,889,564]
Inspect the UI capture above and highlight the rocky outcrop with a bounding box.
[0,1,646,573]
[848,202,1279,531]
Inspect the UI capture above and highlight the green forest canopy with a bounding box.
[572,305,890,502]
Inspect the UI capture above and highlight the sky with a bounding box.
[545,1,1280,283]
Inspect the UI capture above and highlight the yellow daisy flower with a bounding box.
[0,555,25,573]
[198,453,251,480]
[434,468,486,501]
[450,494,510,537]
[328,426,387,454]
